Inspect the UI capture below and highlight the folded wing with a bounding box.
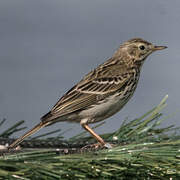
[41,58,130,122]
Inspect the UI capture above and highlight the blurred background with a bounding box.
[0,0,179,138]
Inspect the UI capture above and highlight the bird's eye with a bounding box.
[139,45,145,50]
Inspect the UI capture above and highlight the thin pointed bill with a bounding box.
[153,46,168,51]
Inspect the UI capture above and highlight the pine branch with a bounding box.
[0,95,179,179]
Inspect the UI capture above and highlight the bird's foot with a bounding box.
[81,142,113,152]
[104,143,113,149]
[81,143,103,151]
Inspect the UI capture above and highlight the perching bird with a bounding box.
[9,38,167,149]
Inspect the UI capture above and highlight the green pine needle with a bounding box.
[0,95,179,179]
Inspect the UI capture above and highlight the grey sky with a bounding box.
[0,0,179,138]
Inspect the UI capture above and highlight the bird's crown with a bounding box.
[113,38,167,65]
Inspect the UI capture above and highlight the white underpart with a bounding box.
[79,91,130,125]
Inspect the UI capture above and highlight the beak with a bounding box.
[153,45,167,51]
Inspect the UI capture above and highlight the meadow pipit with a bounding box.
[9,38,167,149]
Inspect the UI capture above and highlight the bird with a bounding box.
[8,38,167,150]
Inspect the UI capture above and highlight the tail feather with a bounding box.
[8,121,50,150]
[41,111,52,122]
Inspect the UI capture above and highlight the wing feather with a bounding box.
[42,57,131,121]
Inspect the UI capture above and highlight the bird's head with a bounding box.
[114,38,167,66]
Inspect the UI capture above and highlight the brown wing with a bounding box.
[41,57,130,121]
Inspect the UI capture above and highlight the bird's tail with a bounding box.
[8,121,50,150]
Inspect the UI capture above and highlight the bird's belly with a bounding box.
[79,93,131,124]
